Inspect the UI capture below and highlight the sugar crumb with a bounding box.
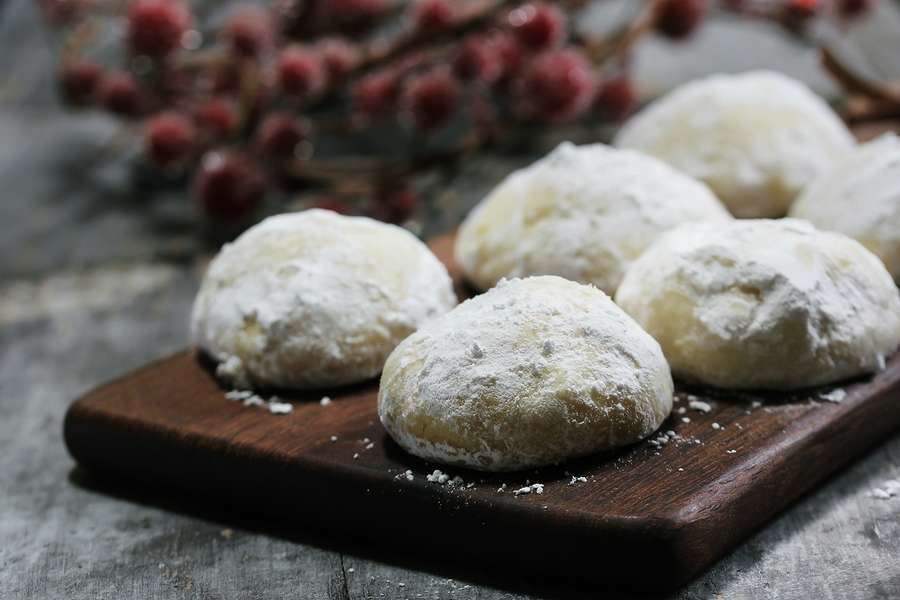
[243,394,265,407]
[514,483,544,496]
[871,479,900,499]
[426,469,450,484]
[268,401,293,414]
[819,389,846,403]
[689,400,712,413]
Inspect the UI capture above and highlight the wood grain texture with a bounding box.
[63,232,900,593]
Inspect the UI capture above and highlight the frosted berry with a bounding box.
[145,111,196,167]
[401,70,461,132]
[99,71,143,117]
[59,59,103,106]
[277,45,326,99]
[353,71,399,117]
[453,37,502,83]
[594,76,636,122]
[194,151,266,220]
[196,98,239,138]
[507,3,566,50]
[492,31,525,82]
[655,0,707,40]
[127,0,192,59]
[255,113,310,160]
[413,0,455,31]
[223,6,274,58]
[318,38,359,81]
[518,49,594,122]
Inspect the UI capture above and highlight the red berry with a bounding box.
[655,0,707,40]
[413,0,455,31]
[453,37,502,83]
[255,112,310,160]
[127,0,192,59]
[59,59,103,106]
[353,71,399,117]
[317,38,359,81]
[838,0,875,18]
[507,3,566,50]
[98,71,143,117]
[374,185,418,224]
[195,98,239,138]
[223,6,274,58]
[401,70,462,132]
[492,31,525,82]
[194,151,266,220]
[145,111,196,167]
[312,197,353,215]
[277,46,326,99]
[517,49,595,122]
[594,76,637,122]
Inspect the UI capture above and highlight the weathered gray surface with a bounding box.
[2,0,900,598]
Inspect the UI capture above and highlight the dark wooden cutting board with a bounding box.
[64,233,900,592]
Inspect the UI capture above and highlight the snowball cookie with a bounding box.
[615,71,854,218]
[191,209,457,389]
[378,276,674,471]
[615,219,900,391]
[790,133,900,282]
[454,142,730,295]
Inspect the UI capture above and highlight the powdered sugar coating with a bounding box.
[454,142,730,294]
[378,276,673,471]
[191,209,457,389]
[616,71,854,218]
[615,219,900,390]
[790,132,900,281]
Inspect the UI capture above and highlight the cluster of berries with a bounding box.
[43,0,875,226]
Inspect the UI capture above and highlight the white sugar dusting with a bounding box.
[871,479,900,499]
[223,389,294,415]
[819,389,847,403]
[689,400,712,413]
[268,401,293,414]
[192,210,457,389]
[513,483,544,496]
[378,276,674,471]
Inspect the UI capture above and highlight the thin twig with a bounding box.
[820,46,900,105]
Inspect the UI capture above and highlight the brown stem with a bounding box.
[820,46,900,105]
[582,0,664,65]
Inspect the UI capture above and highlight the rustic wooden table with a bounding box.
[2,1,900,598]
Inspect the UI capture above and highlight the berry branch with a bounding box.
[41,0,882,233]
